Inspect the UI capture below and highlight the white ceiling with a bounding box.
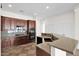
[1,3,79,19]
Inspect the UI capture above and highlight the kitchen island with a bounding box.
[47,34,78,56]
[37,33,78,56]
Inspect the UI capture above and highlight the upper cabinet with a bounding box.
[27,20,35,29]
[1,16,36,34]
[4,17,11,30]
[10,18,16,30]
[1,16,16,31]
[23,20,27,31]
[15,19,25,26]
[1,16,11,31]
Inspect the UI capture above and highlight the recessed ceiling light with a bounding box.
[8,4,12,7]
[46,6,49,9]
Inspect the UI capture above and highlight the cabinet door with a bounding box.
[1,16,5,31]
[10,19,16,30]
[10,37,15,46]
[28,20,35,29]
[1,38,11,48]
[23,20,27,31]
[25,21,27,31]
[20,20,25,26]
[4,17,11,30]
[16,19,20,26]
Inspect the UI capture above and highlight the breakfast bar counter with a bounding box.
[47,34,78,55]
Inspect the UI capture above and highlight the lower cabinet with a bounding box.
[1,36,32,48]
[1,39,11,48]
[14,36,32,46]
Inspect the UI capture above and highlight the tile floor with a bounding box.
[1,42,50,56]
[1,43,36,56]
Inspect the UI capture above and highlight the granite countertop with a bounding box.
[47,34,78,54]
[1,32,27,39]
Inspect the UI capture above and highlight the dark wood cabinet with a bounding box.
[1,16,4,31]
[1,16,11,48]
[1,16,36,48]
[1,16,11,31]
[24,20,27,31]
[14,36,32,46]
[10,18,16,30]
[15,19,25,26]
[1,16,15,31]
[27,20,36,42]
[4,17,11,30]
[1,38,11,48]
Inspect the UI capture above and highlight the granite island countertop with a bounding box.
[47,34,78,54]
